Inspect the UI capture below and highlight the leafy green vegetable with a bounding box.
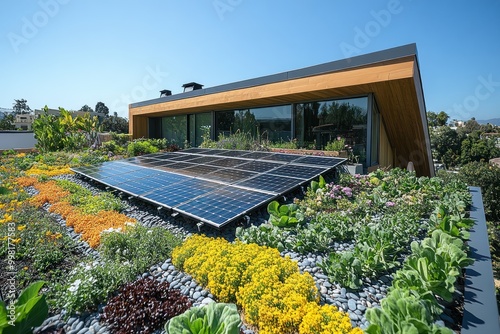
[165,303,241,334]
[365,288,452,334]
[267,201,304,228]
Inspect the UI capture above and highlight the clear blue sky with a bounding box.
[1,0,499,121]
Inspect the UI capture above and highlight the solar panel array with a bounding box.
[71,148,346,228]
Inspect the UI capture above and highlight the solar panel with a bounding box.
[175,186,274,227]
[235,174,303,194]
[215,150,251,157]
[202,169,257,183]
[240,151,274,159]
[206,158,247,168]
[261,153,302,163]
[234,160,282,173]
[187,156,224,164]
[71,148,346,228]
[295,155,346,167]
[141,178,220,208]
[268,164,328,180]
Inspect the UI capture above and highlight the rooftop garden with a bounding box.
[0,113,499,333]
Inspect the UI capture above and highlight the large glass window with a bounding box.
[189,112,212,147]
[295,97,368,164]
[215,105,292,142]
[161,115,187,145]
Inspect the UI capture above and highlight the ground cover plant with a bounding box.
[172,235,362,334]
[236,168,473,331]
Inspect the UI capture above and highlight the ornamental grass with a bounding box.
[172,235,362,334]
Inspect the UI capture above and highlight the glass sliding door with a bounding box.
[189,112,212,147]
[161,115,187,146]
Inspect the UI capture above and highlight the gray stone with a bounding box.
[166,275,174,283]
[193,291,201,300]
[320,286,328,294]
[348,299,357,311]
[349,313,359,321]
[201,297,215,305]
[357,304,366,311]
[161,263,169,271]
[72,320,84,331]
[347,292,359,300]
[323,281,332,288]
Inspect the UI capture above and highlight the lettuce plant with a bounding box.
[267,201,304,228]
[365,288,452,334]
[165,303,241,334]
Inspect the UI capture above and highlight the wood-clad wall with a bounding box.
[379,118,394,169]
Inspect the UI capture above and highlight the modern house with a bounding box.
[129,43,434,177]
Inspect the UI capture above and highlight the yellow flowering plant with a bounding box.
[172,235,361,334]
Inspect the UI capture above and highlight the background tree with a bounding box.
[79,105,94,113]
[100,112,129,133]
[95,102,109,117]
[460,131,500,164]
[0,113,16,130]
[429,125,465,168]
[459,117,482,134]
[12,98,31,114]
[427,111,449,127]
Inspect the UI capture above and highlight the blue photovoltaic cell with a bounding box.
[268,164,328,180]
[261,153,302,163]
[206,158,247,168]
[186,156,224,164]
[295,156,346,167]
[141,178,220,208]
[181,148,211,154]
[240,151,274,159]
[215,150,251,157]
[234,160,282,173]
[235,174,302,194]
[175,187,273,226]
[178,164,221,176]
[201,168,257,183]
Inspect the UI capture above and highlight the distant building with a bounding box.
[14,114,36,130]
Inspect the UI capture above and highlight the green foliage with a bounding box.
[165,303,242,334]
[53,260,137,314]
[426,111,449,127]
[0,113,16,130]
[319,251,363,289]
[235,224,291,252]
[393,230,472,302]
[267,138,299,149]
[0,281,49,334]
[99,224,182,274]
[56,179,124,213]
[127,139,160,156]
[429,126,465,168]
[267,201,304,227]
[365,288,452,334]
[460,130,500,164]
[324,137,346,151]
[33,106,101,152]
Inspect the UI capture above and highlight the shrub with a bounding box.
[53,260,137,314]
[100,224,182,274]
[324,137,346,151]
[172,235,360,334]
[103,278,191,334]
[127,140,159,156]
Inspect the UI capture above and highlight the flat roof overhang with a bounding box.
[129,44,433,177]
